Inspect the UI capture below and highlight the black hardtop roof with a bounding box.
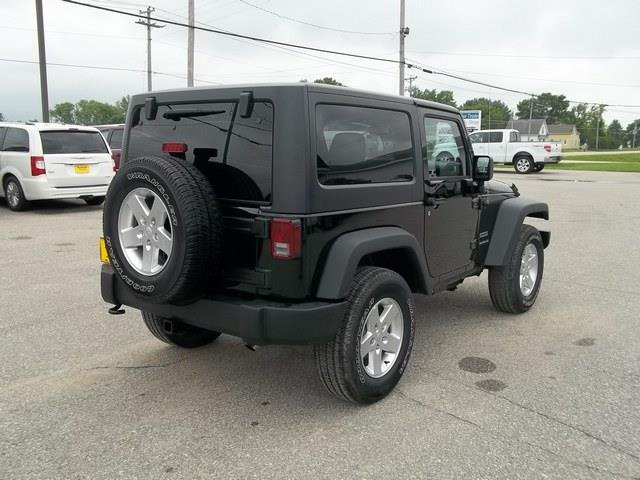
[130,82,459,114]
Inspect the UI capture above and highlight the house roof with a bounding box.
[548,124,577,135]
[506,119,546,134]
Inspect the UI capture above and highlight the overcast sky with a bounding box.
[1,0,639,126]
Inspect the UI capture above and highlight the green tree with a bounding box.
[571,103,604,148]
[460,98,512,129]
[411,88,457,108]
[313,77,344,86]
[50,102,76,124]
[624,119,640,148]
[49,99,127,125]
[607,120,624,148]
[516,93,572,124]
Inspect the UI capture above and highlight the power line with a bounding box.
[58,0,640,108]
[405,50,640,61]
[0,57,220,84]
[237,0,394,36]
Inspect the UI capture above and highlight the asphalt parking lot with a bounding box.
[2,169,640,480]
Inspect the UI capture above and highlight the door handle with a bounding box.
[424,197,447,208]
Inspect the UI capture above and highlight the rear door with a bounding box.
[40,130,113,187]
[487,131,506,162]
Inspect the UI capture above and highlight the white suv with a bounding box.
[0,122,115,211]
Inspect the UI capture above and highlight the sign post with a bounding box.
[461,110,482,132]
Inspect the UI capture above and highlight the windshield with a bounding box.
[40,131,108,154]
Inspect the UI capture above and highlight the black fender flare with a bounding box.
[484,196,550,266]
[315,227,431,300]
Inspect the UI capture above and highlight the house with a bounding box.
[547,124,580,150]
[505,119,548,141]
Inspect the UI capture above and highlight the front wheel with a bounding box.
[314,267,415,404]
[142,311,221,348]
[489,225,544,313]
[514,156,534,174]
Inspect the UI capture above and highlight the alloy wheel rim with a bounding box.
[519,243,539,297]
[359,297,404,378]
[517,158,530,172]
[117,187,173,276]
[6,182,19,207]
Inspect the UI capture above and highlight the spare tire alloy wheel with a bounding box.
[103,156,222,304]
[118,187,173,276]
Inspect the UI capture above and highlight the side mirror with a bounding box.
[472,155,493,182]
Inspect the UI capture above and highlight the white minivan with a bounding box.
[0,122,115,211]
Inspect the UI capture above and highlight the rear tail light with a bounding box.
[544,145,552,153]
[30,156,46,176]
[162,142,188,154]
[111,151,121,171]
[270,218,301,260]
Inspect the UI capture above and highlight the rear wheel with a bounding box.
[142,311,220,348]
[489,224,544,313]
[514,156,534,174]
[314,267,415,404]
[3,176,29,211]
[85,196,105,206]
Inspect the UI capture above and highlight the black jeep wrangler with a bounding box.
[101,83,549,404]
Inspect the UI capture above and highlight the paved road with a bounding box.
[2,170,640,479]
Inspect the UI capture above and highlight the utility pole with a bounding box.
[527,95,534,141]
[398,0,409,96]
[595,104,605,151]
[633,121,638,149]
[35,0,49,122]
[405,75,417,96]
[187,0,194,87]
[136,7,165,92]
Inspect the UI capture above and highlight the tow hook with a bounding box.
[108,304,126,315]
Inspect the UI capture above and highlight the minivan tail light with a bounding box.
[544,144,552,153]
[270,218,301,260]
[162,142,188,154]
[111,151,121,171]
[30,156,46,176]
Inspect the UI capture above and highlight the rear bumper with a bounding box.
[101,265,345,345]
[22,177,111,200]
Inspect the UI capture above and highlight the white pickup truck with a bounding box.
[469,129,562,174]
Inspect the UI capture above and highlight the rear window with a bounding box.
[128,101,273,204]
[108,128,123,148]
[316,104,414,186]
[40,131,108,154]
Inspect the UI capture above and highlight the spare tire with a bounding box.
[103,156,222,304]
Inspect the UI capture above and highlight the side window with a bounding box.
[489,131,503,143]
[109,128,123,148]
[0,127,7,149]
[3,128,30,152]
[509,131,519,142]
[316,104,414,186]
[423,117,467,178]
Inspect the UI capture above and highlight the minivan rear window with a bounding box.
[40,131,108,154]
[128,101,273,204]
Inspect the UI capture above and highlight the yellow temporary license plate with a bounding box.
[99,236,109,264]
[75,164,90,174]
